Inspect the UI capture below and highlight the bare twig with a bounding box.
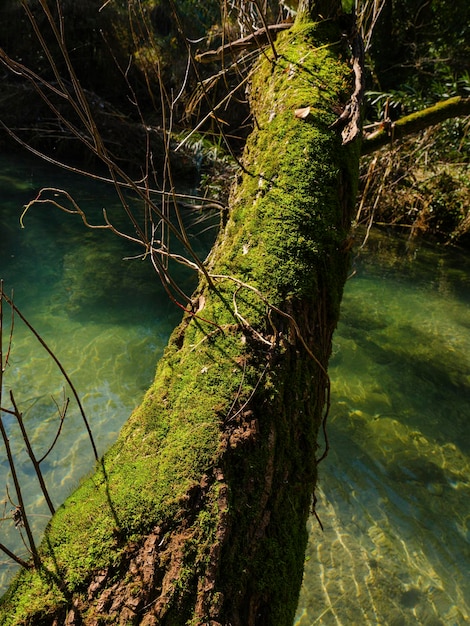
[1,2,217,305]
[357,0,387,52]
[0,543,32,570]
[1,293,99,462]
[9,391,55,516]
[195,23,290,64]
[0,416,40,569]
[37,395,69,465]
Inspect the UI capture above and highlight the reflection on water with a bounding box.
[295,233,470,625]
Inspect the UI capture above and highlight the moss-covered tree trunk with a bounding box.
[0,8,361,626]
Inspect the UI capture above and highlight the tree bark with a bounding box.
[0,13,361,626]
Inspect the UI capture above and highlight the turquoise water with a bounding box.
[0,153,198,593]
[295,234,470,625]
[1,155,469,624]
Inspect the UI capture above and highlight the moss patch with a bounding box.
[215,20,356,308]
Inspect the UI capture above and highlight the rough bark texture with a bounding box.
[0,14,361,626]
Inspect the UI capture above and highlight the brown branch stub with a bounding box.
[329,30,365,145]
[362,96,470,154]
[195,23,292,64]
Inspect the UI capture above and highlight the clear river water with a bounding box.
[0,153,469,625]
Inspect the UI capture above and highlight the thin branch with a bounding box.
[0,543,32,570]
[1,293,99,463]
[194,23,291,64]
[175,72,252,152]
[209,273,328,375]
[37,396,69,465]
[0,416,40,569]
[9,391,55,516]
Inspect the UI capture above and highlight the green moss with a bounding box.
[0,16,360,626]
[0,307,254,623]
[0,570,66,626]
[213,20,356,311]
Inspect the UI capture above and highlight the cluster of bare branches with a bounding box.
[355,117,470,244]
[0,1,230,313]
[0,1,298,316]
[0,281,98,573]
[356,0,387,52]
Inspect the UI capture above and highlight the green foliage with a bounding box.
[365,0,469,125]
[365,74,470,125]
[430,71,470,101]
[369,0,470,93]
[431,117,470,162]
[423,171,470,236]
[341,0,355,13]
[360,0,470,243]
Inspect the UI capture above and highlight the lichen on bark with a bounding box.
[0,15,361,626]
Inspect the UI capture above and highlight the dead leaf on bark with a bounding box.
[294,106,311,119]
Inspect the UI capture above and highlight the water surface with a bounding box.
[295,233,470,625]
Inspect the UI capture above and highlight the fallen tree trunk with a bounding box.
[0,12,361,626]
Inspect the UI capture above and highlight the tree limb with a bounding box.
[0,17,360,626]
[329,30,365,144]
[362,96,470,154]
[195,23,292,64]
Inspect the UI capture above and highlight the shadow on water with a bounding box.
[338,317,470,454]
